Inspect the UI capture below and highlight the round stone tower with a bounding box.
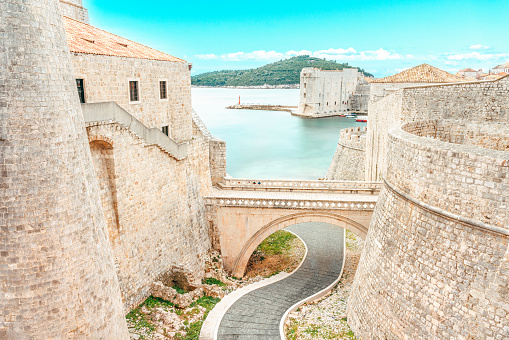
[0,0,128,338]
[348,118,509,339]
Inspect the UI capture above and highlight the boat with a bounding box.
[346,114,356,118]
[356,118,367,122]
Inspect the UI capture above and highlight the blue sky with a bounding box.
[85,0,509,77]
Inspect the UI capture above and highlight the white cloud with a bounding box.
[196,47,404,62]
[312,48,402,61]
[447,51,509,61]
[195,54,218,60]
[285,50,313,57]
[469,44,490,50]
[220,50,284,61]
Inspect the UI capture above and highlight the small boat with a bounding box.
[339,114,346,117]
[356,119,367,122]
[346,114,356,118]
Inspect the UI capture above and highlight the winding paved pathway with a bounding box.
[217,222,345,340]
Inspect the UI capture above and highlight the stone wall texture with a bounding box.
[348,79,509,339]
[298,68,360,116]
[365,77,509,181]
[0,0,128,338]
[326,127,366,181]
[85,115,213,311]
[71,53,192,143]
[59,0,89,23]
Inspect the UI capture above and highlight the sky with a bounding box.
[85,0,509,78]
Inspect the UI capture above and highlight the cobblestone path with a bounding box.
[217,222,345,340]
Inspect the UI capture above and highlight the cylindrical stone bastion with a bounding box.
[348,119,509,339]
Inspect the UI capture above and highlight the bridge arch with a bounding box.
[231,211,368,277]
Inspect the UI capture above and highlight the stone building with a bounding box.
[296,67,368,117]
[60,2,225,312]
[348,75,509,339]
[491,62,509,74]
[456,67,482,79]
[2,2,227,338]
[368,63,466,103]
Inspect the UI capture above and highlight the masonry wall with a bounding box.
[59,0,89,23]
[348,122,509,339]
[86,119,213,311]
[71,53,192,143]
[298,68,359,116]
[365,77,509,180]
[0,0,128,338]
[326,127,366,181]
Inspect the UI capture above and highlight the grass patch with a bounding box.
[142,295,174,309]
[202,277,226,286]
[173,285,187,294]
[126,307,155,337]
[257,230,297,255]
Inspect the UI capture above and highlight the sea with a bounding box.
[191,88,366,180]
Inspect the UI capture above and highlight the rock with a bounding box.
[173,293,194,308]
[152,282,178,301]
[202,284,225,298]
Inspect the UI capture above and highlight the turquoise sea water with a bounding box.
[191,88,366,180]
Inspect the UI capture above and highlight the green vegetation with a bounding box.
[202,277,226,286]
[127,294,221,340]
[256,230,297,255]
[191,55,373,86]
[173,285,187,294]
[176,296,221,340]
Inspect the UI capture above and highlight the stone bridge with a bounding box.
[205,178,381,277]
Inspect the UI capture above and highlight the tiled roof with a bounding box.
[371,64,466,83]
[493,62,509,69]
[458,68,478,73]
[63,16,185,62]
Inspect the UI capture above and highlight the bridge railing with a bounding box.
[219,178,382,194]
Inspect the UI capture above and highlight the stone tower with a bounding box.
[59,0,89,23]
[0,0,128,338]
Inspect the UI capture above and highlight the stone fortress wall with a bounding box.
[59,0,89,23]
[348,76,509,339]
[365,77,509,181]
[73,53,216,312]
[297,67,363,117]
[0,0,128,338]
[59,0,218,313]
[326,126,366,181]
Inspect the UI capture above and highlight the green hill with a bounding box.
[191,55,373,87]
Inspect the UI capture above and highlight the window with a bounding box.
[129,81,139,102]
[162,126,169,136]
[160,81,167,99]
[76,79,85,103]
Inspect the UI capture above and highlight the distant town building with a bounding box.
[297,68,369,117]
[491,62,509,74]
[456,68,481,79]
[369,63,467,102]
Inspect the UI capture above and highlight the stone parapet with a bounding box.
[220,177,381,194]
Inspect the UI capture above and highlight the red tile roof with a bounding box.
[63,16,185,62]
[372,64,466,83]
